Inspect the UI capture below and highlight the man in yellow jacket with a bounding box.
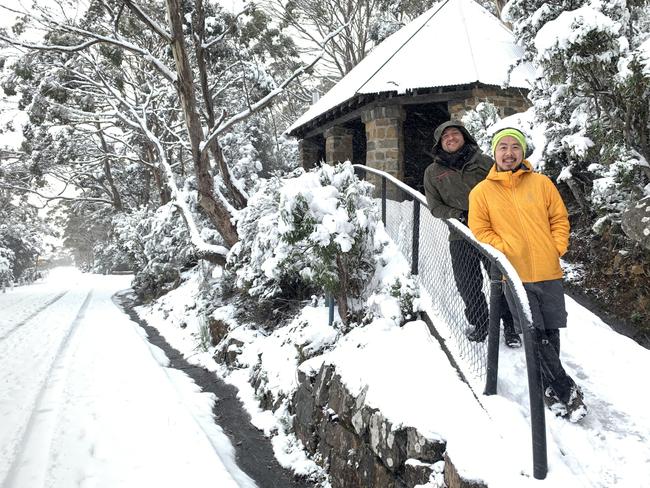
[468,127,587,422]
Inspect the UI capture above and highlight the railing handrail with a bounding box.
[353,163,547,480]
[352,165,531,297]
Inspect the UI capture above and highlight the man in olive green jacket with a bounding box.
[424,121,520,347]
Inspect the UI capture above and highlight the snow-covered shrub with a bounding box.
[0,247,14,283]
[461,101,501,154]
[220,114,299,196]
[504,0,650,216]
[228,162,419,327]
[123,203,196,300]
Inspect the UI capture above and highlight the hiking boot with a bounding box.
[503,326,521,348]
[465,326,487,342]
[566,385,588,423]
[544,387,568,418]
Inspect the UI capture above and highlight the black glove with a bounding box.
[458,211,468,225]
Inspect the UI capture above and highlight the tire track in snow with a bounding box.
[0,291,69,342]
[0,290,93,488]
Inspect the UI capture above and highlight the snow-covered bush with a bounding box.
[461,101,501,154]
[504,0,650,220]
[504,1,650,328]
[220,114,299,195]
[0,247,14,283]
[228,162,419,327]
[119,204,196,300]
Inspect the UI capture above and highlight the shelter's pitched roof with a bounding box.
[288,0,534,134]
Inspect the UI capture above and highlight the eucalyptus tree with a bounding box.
[0,0,336,266]
[262,0,436,82]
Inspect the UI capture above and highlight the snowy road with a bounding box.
[0,268,256,488]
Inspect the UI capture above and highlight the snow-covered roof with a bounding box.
[288,0,534,135]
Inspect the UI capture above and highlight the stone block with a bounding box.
[368,411,407,473]
[403,459,434,487]
[208,317,229,346]
[314,363,335,407]
[327,374,357,424]
[405,427,445,463]
[622,196,650,250]
[444,453,487,488]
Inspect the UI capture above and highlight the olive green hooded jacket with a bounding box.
[423,121,493,239]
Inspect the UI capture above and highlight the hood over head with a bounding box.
[433,120,479,150]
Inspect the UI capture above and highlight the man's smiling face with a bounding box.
[494,136,523,171]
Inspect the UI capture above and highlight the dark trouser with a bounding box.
[449,239,514,331]
[504,279,574,403]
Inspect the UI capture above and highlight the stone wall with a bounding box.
[300,138,323,170]
[362,105,405,181]
[448,86,530,120]
[213,325,488,487]
[292,362,443,487]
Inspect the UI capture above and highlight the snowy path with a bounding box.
[487,296,650,486]
[0,268,256,488]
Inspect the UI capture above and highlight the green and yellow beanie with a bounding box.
[491,128,527,157]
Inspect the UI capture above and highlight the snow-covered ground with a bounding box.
[0,267,256,488]
[2,266,649,487]
[138,269,650,488]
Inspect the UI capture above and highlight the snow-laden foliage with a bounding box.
[461,101,502,154]
[220,113,299,194]
[505,0,650,328]
[504,0,650,228]
[115,204,196,300]
[0,247,14,283]
[0,200,46,282]
[228,162,419,327]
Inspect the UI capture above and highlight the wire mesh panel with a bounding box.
[355,165,493,379]
[353,164,548,478]
[418,210,492,379]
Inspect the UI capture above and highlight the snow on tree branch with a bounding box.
[201,23,348,154]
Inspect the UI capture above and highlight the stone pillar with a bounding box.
[362,105,405,195]
[325,126,354,164]
[299,138,322,170]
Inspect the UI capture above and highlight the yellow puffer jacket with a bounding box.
[468,160,569,283]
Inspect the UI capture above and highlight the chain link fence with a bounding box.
[354,164,548,479]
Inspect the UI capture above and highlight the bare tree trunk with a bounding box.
[96,124,123,211]
[147,145,171,205]
[494,0,508,18]
[193,0,247,210]
[165,0,239,248]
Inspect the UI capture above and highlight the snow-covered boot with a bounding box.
[565,385,588,423]
[544,387,568,417]
[465,325,487,342]
[503,323,521,348]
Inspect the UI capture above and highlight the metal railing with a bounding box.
[354,164,548,480]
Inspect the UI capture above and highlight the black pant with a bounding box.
[449,239,513,331]
[505,279,574,402]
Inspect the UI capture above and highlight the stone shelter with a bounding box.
[287,0,534,192]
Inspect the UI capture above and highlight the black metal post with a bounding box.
[326,294,335,325]
[484,264,503,395]
[411,200,420,276]
[381,177,386,225]
[508,282,548,479]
